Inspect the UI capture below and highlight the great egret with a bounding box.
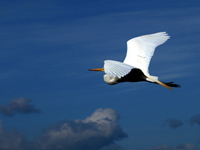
[89,32,180,89]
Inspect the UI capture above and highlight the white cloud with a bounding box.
[37,108,127,150]
[0,108,127,150]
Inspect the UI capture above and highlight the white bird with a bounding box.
[89,32,180,89]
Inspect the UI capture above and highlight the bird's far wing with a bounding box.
[104,60,135,78]
[123,32,170,76]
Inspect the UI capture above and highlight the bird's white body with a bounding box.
[90,32,180,89]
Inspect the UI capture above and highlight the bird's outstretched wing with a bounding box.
[123,32,170,76]
[104,60,135,78]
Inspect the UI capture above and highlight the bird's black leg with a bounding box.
[163,82,181,88]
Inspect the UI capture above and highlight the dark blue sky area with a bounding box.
[0,1,200,150]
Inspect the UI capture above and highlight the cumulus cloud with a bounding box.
[163,118,183,129]
[37,108,127,150]
[0,108,127,150]
[190,113,200,126]
[140,143,195,150]
[0,97,41,116]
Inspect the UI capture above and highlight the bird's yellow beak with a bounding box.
[89,68,104,72]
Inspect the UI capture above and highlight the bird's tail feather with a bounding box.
[147,76,172,90]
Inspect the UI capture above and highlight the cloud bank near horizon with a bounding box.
[0,108,127,150]
[0,99,199,150]
[140,143,195,150]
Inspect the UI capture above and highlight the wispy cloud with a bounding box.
[163,118,183,129]
[0,97,41,117]
[1,3,200,83]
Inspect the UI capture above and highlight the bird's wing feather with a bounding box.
[104,60,135,78]
[123,32,170,76]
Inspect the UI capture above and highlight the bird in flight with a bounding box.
[89,32,180,89]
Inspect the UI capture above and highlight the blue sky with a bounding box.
[0,0,200,150]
